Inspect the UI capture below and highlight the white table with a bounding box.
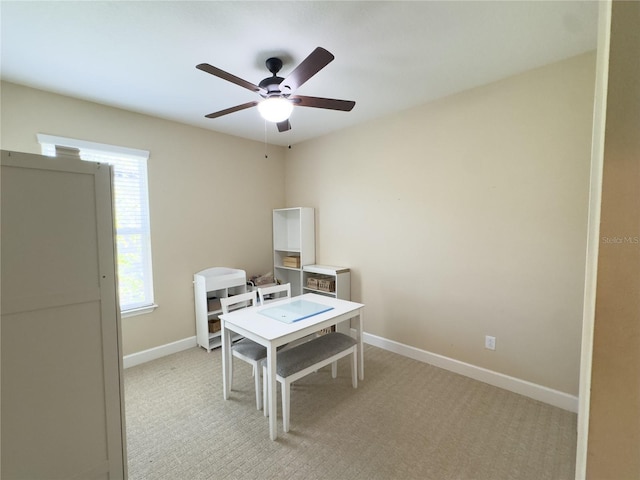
[219,293,365,440]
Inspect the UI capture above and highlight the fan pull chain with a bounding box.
[264,120,268,158]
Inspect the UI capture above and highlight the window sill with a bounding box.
[121,304,158,318]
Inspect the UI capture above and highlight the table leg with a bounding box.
[357,312,364,380]
[221,323,231,400]
[267,345,278,440]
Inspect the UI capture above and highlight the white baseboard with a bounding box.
[362,332,579,413]
[123,336,197,369]
[124,332,578,413]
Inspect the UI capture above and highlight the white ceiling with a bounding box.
[1,1,598,147]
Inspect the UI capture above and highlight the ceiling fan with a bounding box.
[196,47,355,132]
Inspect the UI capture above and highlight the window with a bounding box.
[38,134,156,316]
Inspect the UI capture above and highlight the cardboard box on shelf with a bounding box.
[208,319,221,333]
[207,297,221,313]
[282,256,301,268]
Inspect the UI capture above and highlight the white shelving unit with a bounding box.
[303,264,351,335]
[302,265,351,300]
[273,207,315,296]
[194,267,247,352]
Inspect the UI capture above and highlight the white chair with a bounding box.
[220,291,266,410]
[257,283,291,305]
[263,332,358,432]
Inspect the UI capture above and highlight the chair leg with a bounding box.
[351,347,358,388]
[283,380,290,433]
[263,365,268,417]
[229,356,233,391]
[254,361,262,411]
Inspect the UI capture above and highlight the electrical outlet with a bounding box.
[485,335,496,351]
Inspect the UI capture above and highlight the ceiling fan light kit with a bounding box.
[257,97,294,123]
[196,47,355,132]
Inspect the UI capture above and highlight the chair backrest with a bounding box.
[220,290,258,314]
[257,283,291,305]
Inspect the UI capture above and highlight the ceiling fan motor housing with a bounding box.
[259,75,285,97]
[259,57,286,98]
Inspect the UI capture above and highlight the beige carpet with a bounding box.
[124,344,576,480]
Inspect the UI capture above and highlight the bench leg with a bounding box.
[331,361,337,378]
[352,346,358,388]
[255,361,262,411]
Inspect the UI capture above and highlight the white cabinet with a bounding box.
[1,150,126,479]
[273,207,315,296]
[194,267,247,352]
[302,265,351,300]
[303,265,351,335]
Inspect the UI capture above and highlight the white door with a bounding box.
[1,150,126,479]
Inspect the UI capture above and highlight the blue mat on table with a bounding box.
[259,299,334,323]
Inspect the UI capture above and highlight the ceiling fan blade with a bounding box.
[277,120,291,132]
[280,47,334,94]
[291,95,355,112]
[196,63,264,94]
[205,101,258,119]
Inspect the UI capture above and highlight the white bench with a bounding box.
[263,332,358,432]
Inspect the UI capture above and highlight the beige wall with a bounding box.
[1,52,596,395]
[285,53,596,395]
[587,1,640,477]
[0,82,286,355]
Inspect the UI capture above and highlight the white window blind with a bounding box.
[37,134,155,316]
